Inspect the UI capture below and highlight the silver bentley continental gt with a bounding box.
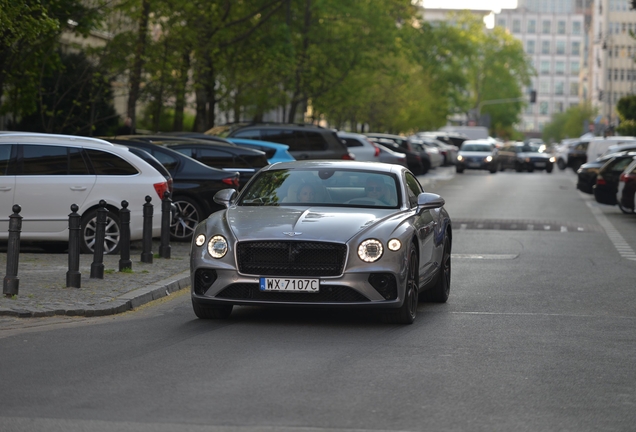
[190,161,452,324]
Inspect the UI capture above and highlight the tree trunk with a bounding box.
[127,0,151,130]
[173,51,190,132]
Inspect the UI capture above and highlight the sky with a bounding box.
[421,0,518,13]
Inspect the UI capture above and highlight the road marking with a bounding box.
[585,201,636,261]
[452,254,518,260]
[452,219,602,232]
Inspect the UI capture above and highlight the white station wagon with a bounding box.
[0,133,168,253]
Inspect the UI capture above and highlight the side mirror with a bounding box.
[417,192,445,211]
[213,189,237,208]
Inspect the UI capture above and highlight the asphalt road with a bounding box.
[1,167,635,432]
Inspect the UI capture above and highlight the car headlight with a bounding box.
[358,239,383,262]
[195,234,206,247]
[457,155,463,161]
[485,155,493,162]
[549,157,556,163]
[207,235,228,258]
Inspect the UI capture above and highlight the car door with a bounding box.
[405,172,437,286]
[14,144,95,235]
[0,144,16,234]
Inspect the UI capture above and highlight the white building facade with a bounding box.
[496,9,585,133]
[591,0,636,130]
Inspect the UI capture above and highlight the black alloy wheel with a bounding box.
[618,201,635,214]
[80,208,122,254]
[171,197,202,241]
[383,246,418,324]
[422,235,451,303]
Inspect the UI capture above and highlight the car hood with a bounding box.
[459,151,492,157]
[518,152,550,158]
[224,206,394,242]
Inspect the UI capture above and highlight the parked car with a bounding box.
[0,133,168,254]
[555,139,589,171]
[103,137,240,241]
[497,142,554,173]
[616,156,636,214]
[377,144,408,167]
[160,131,294,164]
[337,131,381,162]
[576,152,621,194]
[113,134,267,190]
[190,160,452,324]
[593,151,636,206]
[455,140,498,174]
[409,139,443,169]
[413,133,459,165]
[601,141,636,158]
[227,123,354,161]
[366,134,428,175]
[587,136,636,162]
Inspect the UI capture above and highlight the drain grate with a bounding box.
[453,219,603,233]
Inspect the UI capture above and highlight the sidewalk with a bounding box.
[0,240,191,318]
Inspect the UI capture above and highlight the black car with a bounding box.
[593,151,636,206]
[498,142,554,173]
[365,134,429,175]
[557,140,588,171]
[227,123,354,161]
[104,137,240,241]
[576,152,620,194]
[114,134,268,190]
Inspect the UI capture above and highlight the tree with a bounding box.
[542,103,596,143]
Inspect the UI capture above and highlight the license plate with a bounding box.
[535,162,546,167]
[468,162,480,168]
[259,277,320,292]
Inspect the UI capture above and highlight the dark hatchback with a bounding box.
[498,142,554,173]
[114,134,268,190]
[576,152,619,194]
[617,157,636,213]
[593,151,636,206]
[103,137,240,241]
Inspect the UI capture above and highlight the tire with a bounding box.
[382,246,418,324]
[171,196,203,241]
[515,163,523,173]
[489,165,497,174]
[421,235,451,303]
[557,159,566,170]
[421,159,431,175]
[456,166,464,174]
[618,201,634,214]
[498,162,505,172]
[80,208,121,254]
[546,166,553,173]
[527,167,534,173]
[192,300,233,319]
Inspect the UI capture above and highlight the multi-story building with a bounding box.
[496,8,585,133]
[591,0,636,131]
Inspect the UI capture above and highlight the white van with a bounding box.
[587,136,636,162]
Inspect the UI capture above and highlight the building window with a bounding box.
[527,40,535,54]
[525,104,534,114]
[555,82,564,95]
[540,101,549,115]
[542,41,551,54]
[572,21,582,35]
[620,69,625,81]
[555,61,565,75]
[558,21,566,34]
[571,42,580,56]
[539,80,550,94]
[615,69,619,80]
[556,41,566,55]
[555,101,564,112]
[540,60,551,75]
[570,61,580,75]
[542,20,551,34]
[527,19,536,33]
[513,19,521,33]
[570,82,579,95]
[497,18,506,28]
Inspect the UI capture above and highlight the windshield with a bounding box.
[520,144,541,153]
[461,144,492,152]
[238,168,400,208]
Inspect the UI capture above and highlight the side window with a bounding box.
[0,144,13,175]
[147,149,178,172]
[197,148,235,168]
[21,145,68,175]
[262,129,298,147]
[405,172,422,208]
[69,148,90,175]
[611,158,633,172]
[343,138,362,148]
[233,129,261,139]
[305,132,328,151]
[85,149,139,175]
[172,147,193,157]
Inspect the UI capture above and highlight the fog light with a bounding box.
[195,234,206,247]
[388,239,401,251]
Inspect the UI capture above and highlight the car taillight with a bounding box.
[620,173,636,182]
[342,152,355,160]
[153,181,169,199]
[222,176,240,189]
[596,176,606,186]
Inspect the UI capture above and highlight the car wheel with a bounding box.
[80,208,121,255]
[456,166,464,174]
[383,246,418,324]
[422,236,451,303]
[557,159,566,170]
[527,166,534,173]
[171,196,203,242]
[498,162,505,172]
[421,159,430,175]
[489,165,497,174]
[618,201,634,214]
[515,164,523,172]
[192,299,233,319]
[546,166,553,173]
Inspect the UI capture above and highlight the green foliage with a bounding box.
[138,105,195,132]
[617,120,636,136]
[542,103,596,143]
[616,95,636,121]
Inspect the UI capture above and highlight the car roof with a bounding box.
[0,132,115,147]
[262,160,405,173]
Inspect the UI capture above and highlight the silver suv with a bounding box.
[0,133,168,253]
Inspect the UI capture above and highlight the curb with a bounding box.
[0,270,191,318]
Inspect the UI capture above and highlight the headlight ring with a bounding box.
[207,235,228,258]
[358,239,384,262]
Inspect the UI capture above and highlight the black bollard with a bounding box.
[3,205,22,297]
[141,195,153,263]
[66,204,81,288]
[159,191,171,259]
[119,200,132,271]
[90,200,107,279]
